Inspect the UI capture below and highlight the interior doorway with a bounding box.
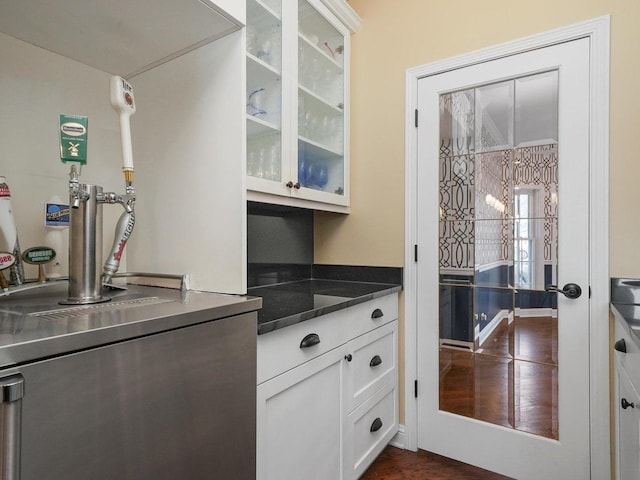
[437,73,560,439]
[403,16,610,480]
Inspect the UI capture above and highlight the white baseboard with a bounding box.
[389,424,407,449]
[476,309,511,346]
[515,307,557,318]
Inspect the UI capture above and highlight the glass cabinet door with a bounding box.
[246,0,283,184]
[297,0,346,198]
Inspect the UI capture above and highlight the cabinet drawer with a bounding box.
[349,293,398,339]
[614,313,640,388]
[257,307,349,384]
[345,385,398,480]
[615,364,640,480]
[345,321,397,412]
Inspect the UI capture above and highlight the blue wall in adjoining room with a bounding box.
[439,263,557,343]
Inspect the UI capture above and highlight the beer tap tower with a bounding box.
[62,76,136,305]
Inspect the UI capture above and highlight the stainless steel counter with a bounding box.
[0,281,261,480]
[0,282,261,368]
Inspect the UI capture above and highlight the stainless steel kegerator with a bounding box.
[0,283,260,480]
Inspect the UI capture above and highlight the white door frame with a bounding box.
[403,16,610,478]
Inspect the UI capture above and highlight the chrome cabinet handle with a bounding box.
[0,374,24,480]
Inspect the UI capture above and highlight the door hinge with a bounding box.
[414,109,419,128]
[414,380,418,398]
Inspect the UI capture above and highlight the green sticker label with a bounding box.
[59,114,88,164]
[22,246,56,264]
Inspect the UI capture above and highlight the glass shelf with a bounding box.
[298,81,342,113]
[298,0,344,70]
[247,0,282,71]
[247,54,281,127]
[298,135,342,158]
[298,139,344,195]
[251,0,281,20]
[247,52,280,76]
[298,33,343,70]
[298,36,343,108]
[298,88,343,153]
[247,114,280,136]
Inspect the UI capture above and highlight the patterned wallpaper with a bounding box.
[475,150,512,267]
[513,144,558,264]
[439,140,558,271]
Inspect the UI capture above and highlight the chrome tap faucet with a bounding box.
[63,168,136,304]
[99,188,136,286]
[68,165,89,209]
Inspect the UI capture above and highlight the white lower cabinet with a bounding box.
[257,294,399,480]
[257,344,347,480]
[616,366,640,480]
[614,311,640,480]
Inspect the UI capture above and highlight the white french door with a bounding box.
[415,38,591,479]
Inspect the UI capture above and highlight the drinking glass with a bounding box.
[247,88,267,117]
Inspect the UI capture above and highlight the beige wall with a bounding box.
[315,0,640,424]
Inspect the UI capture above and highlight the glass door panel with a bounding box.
[475,80,514,153]
[297,0,345,196]
[515,71,558,147]
[246,0,283,182]
[438,71,559,440]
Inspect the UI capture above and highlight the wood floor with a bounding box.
[360,446,513,479]
[361,316,556,479]
[440,316,558,439]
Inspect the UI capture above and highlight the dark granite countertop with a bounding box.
[248,279,401,334]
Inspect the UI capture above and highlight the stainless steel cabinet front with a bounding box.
[17,313,256,480]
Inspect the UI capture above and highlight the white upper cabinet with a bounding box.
[246,0,360,213]
[0,0,243,77]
